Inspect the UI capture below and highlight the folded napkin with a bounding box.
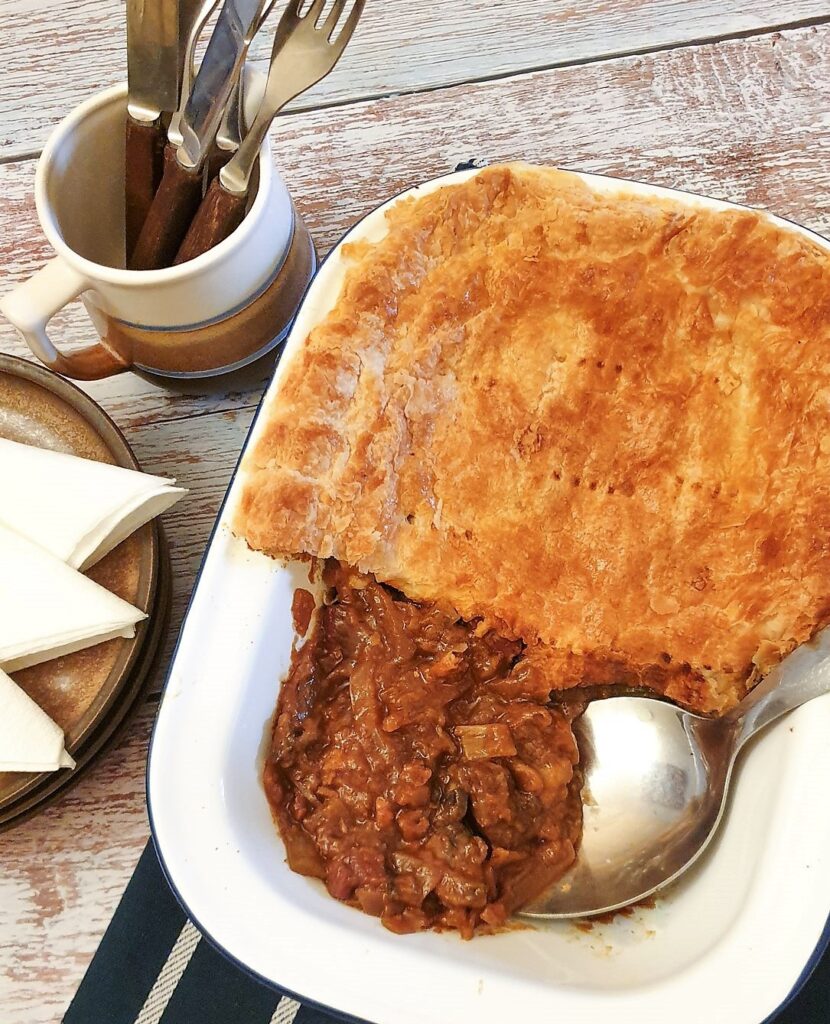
[0,438,185,571]
[0,524,145,672]
[0,667,74,772]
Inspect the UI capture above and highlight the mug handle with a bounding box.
[0,257,128,380]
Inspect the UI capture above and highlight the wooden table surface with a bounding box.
[1,2,829,1020]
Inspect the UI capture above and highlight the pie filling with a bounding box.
[263,560,582,938]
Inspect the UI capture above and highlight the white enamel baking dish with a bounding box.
[148,168,830,1024]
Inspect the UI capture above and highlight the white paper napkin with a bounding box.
[0,438,186,571]
[0,667,75,772]
[0,524,146,672]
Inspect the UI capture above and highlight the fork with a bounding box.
[175,0,365,264]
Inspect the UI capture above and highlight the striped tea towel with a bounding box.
[63,840,828,1024]
[62,842,344,1024]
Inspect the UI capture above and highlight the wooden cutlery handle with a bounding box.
[124,118,165,260]
[128,145,204,271]
[174,177,248,265]
[205,145,234,189]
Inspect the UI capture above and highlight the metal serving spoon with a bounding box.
[524,630,830,918]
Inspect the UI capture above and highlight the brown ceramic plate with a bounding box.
[0,537,170,831]
[0,354,163,812]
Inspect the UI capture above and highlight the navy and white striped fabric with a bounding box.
[64,841,829,1024]
[63,843,341,1024]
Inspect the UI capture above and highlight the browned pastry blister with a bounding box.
[234,163,830,714]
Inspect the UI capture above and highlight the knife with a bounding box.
[205,75,243,182]
[129,0,271,271]
[168,0,223,150]
[125,0,180,259]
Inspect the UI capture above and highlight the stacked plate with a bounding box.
[0,354,170,831]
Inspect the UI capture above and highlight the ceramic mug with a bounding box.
[0,83,316,380]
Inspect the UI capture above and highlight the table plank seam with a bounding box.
[2,13,830,173]
[287,9,830,118]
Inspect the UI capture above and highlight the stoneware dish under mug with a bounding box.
[0,82,316,380]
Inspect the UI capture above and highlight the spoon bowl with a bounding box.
[525,630,830,918]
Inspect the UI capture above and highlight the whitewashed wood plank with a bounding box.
[0,702,155,1024]
[130,405,256,687]
[2,0,829,159]
[277,23,830,244]
[0,414,254,1017]
[1,26,830,1014]
[0,410,255,1018]
[2,25,828,434]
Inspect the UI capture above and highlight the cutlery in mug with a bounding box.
[176,0,365,264]
[129,0,272,270]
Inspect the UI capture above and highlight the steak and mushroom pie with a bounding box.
[234,164,830,935]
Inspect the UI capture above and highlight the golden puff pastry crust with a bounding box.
[235,163,830,713]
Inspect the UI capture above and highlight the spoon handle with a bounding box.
[727,629,830,747]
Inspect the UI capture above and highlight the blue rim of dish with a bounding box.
[147,164,830,1024]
